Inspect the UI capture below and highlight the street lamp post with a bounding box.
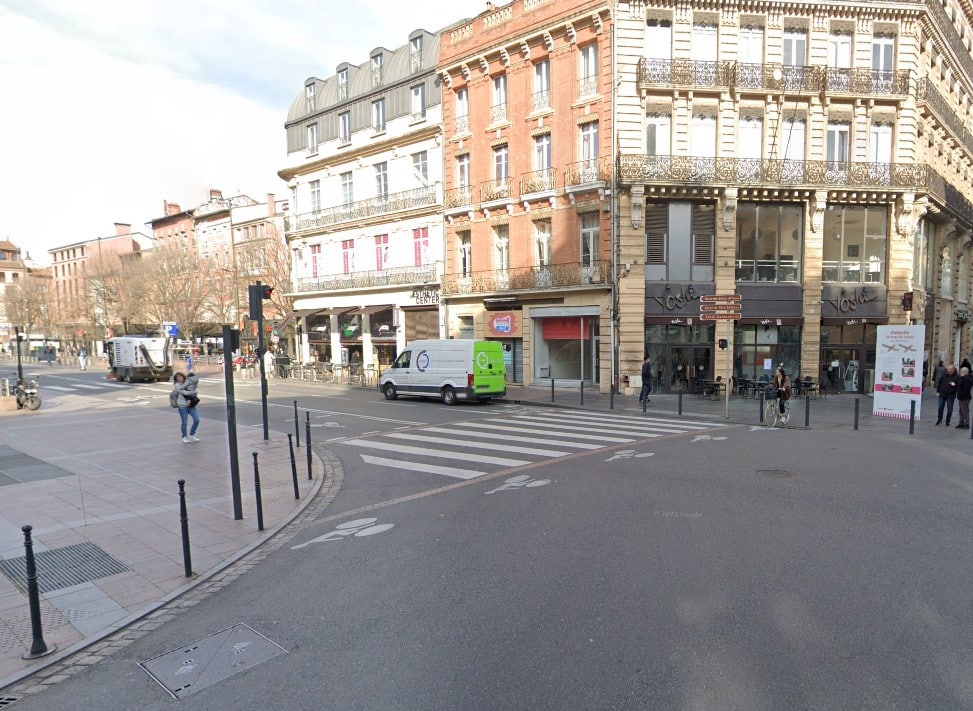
[14,326,24,383]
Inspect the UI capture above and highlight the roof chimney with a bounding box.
[113,222,131,236]
[486,1,495,10]
[209,188,223,201]
[267,193,276,217]
[164,201,182,216]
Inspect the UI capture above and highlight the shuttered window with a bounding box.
[645,203,667,264]
[692,203,714,266]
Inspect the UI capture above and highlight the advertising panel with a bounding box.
[872,325,925,419]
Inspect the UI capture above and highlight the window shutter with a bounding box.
[693,234,713,265]
[692,204,715,265]
[646,203,667,265]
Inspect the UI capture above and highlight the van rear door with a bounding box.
[472,341,506,396]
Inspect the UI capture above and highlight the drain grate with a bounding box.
[139,623,287,699]
[0,542,130,595]
[0,696,21,708]
[757,469,799,478]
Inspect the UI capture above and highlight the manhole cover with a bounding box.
[757,469,798,478]
[139,623,287,699]
[0,542,129,594]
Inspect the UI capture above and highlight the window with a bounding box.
[456,154,470,188]
[410,36,423,72]
[691,114,717,157]
[412,151,428,186]
[941,246,953,297]
[828,32,852,68]
[456,88,469,133]
[342,239,355,274]
[304,84,315,113]
[494,225,510,271]
[739,26,764,63]
[914,219,935,290]
[579,43,597,96]
[869,123,893,167]
[735,203,803,283]
[371,54,383,86]
[872,35,895,92]
[783,30,807,66]
[534,133,552,169]
[372,99,386,132]
[580,122,599,162]
[535,221,551,267]
[532,60,550,111]
[338,111,351,143]
[309,244,321,278]
[492,75,507,123]
[646,113,671,156]
[738,115,762,180]
[458,231,472,277]
[691,23,718,84]
[306,122,318,152]
[645,19,672,60]
[781,118,805,163]
[340,171,353,206]
[494,145,509,183]
[413,227,429,266]
[822,205,887,284]
[374,162,388,200]
[411,84,426,120]
[337,69,348,100]
[827,122,851,166]
[309,180,321,213]
[580,213,599,267]
[375,234,388,271]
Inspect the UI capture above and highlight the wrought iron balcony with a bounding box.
[456,115,469,134]
[296,263,440,294]
[410,50,423,73]
[636,58,910,96]
[480,178,514,203]
[520,168,557,196]
[491,103,507,124]
[442,260,607,297]
[531,89,551,112]
[578,76,598,97]
[918,79,973,157]
[565,157,610,187]
[444,186,473,210]
[617,155,926,190]
[285,185,437,233]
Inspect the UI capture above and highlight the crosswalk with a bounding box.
[336,409,727,481]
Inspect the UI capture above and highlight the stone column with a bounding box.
[801,191,827,379]
[617,187,647,394]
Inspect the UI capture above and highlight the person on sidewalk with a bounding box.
[956,366,972,429]
[935,364,959,426]
[771,366,791,415]
[638,355,652,403]
[172,371,201,443]
[78,346,88,371]
[932,360,946,389]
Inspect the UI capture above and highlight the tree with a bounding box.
[236,223,294,339]
[4,271,54,341]
[142,246,210,341]
[87,250,152,335]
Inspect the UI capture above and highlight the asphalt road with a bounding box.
[8,369,973,710]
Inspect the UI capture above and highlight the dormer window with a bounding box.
[410,36,423,72]
[304,83,315,112]
[371,54,384,87]
[337,69,348,100]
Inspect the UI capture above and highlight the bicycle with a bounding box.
[764,388,790,427]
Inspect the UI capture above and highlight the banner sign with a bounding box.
[872,325,925,420]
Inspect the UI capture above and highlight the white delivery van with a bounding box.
[107,336,173,383]
[379,339,506,405]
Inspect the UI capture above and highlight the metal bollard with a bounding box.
[909,400,916,435]
[580,380,584,407]
[759,390,765,423]
[178,480,193,578]
[305,412,313,480]
[678,391,683,416]
[609,383,614,410]
[21,525,55,659]
[551,377,555,402]
[288,434,300,500]
[293,400,300,448]
[252,453,264,532]
[642,396,647,414]
[853,398,860,430]
[804,395,810,427]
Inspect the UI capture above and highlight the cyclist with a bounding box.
[771,366,791,415]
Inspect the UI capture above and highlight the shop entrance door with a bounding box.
[668,346,691,392]
[690,346,713,392]
[840,348,861,393]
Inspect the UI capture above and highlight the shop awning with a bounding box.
[292,308,326,318]
[347,304,394,316]
[294,307,357,318]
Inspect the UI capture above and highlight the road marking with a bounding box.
[423,426,602,449]
[383,432,570,457]
[541,411,718,430]
[44,386,75,392]
[503,414,701,436]
[342,439,530,467]
[73,384,106,390]
[360,454,486,480]
[448,421,637,443]
[484,474,551,494]
[292,517,395,548]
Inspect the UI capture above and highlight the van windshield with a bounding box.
[395,351,411,368]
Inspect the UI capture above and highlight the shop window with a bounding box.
[732,324,801,382]
[822,205,887,283]
[735,203,803,283]
[644,201,715,281]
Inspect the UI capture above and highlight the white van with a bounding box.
[379,339,506,405]
[107,336,173,383]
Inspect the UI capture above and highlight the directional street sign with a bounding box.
[700,303,742,311]
[700,313,742,320]
[699,294,742,303]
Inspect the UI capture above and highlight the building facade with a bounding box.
[0,240,27,345]
[438,0,614,389]
[281,29,445,371]
[614,0,973,394]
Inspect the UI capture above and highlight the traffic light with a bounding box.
[248,283,274,320]
[718,338,728,350]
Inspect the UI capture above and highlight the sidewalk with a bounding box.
[0,386,325,688]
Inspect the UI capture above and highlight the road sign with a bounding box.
[699,313,741,321]
[700,303,743,312]
[271,334,280,344]
[162,322,178,337]
[699,294,741,303]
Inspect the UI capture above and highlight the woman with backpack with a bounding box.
[171,371,201,443]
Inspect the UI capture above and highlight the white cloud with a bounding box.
[0,0,495,262]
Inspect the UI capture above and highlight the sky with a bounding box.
[0,0,497,265]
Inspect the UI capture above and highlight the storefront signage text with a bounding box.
[651,284,701,312]
[487,311,521,337]
[410,287,440,305]
[827,287,876,314]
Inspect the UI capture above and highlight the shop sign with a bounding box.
[410,287,440,305]
[872,325,925,420]
[645,283,713,313]
[821,284,886,317]
[486,311,521,337]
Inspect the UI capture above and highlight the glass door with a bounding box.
[669,346,690,392]
[691,346,713,392]
[841,349,861,393]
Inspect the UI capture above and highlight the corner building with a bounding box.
[439,0,614,389]
[615,0,973,394]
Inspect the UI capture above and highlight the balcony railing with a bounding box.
[520,168,557,196]
[286,185,437,233]
[410,50,423,73]
[578,76,598,97]
[617,155,926,189]
[918,78,973,158]
[296,263,440,294]
[456,115,469,134]
[442,261,607,296]
[491,103,507,124]
[565,157,610,187]
[531,89,551,112]
[480,178,513,203]
[444,185,473,210]
[636,58,910,96]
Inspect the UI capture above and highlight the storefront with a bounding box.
[644,322,715,392]
[818,284,886,393]
[485,310,524,384]
[733,323,802,383]
[530,306,599,385]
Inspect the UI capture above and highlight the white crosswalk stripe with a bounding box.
[44,386,75,392]
[337,408,729,482]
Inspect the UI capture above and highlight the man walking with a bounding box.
[936,364,959,426]
[956,366,972,429]
[638,355,652,403]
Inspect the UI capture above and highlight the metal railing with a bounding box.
[295,262,440,294]
[918,78,973,158]
[285,185,437,233]
[480,178,513,203]
[442,261,607,296]
[444,186,473,210]
[520,168,557,195]
[456,115,469,134]
[491,103,507,124]
[578,76,598,97]
[531,89,551,112]
[565,157,610,187]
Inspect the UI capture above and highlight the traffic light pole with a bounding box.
[222,325,243,519]
[256,283,269,441]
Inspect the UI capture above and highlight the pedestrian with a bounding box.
[171,371,201,443]
[933,360,946,388]
[263,348,275,378]
[956,366,972,429]
[935,364,959,426]
[78,346,88,371]
[638,355,652,403]
[43,344,54,365]
[960,357,972,372]
[771,366,791,415]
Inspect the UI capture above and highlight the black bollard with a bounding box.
[759,390,765,423]
[853,398,860,430]
[288,434,300,500]
[551,377,555,402]
[804,394,811,427]
[21,525,55,659]
[293,400,300,448]
[678,391,683,416]
[305,412,313,480]
[178,480,193,578]
[609,383,614,410]
[252,453,264,532]
[580,380,584,407]
[643,396,647,414]
[909,400,916,435]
